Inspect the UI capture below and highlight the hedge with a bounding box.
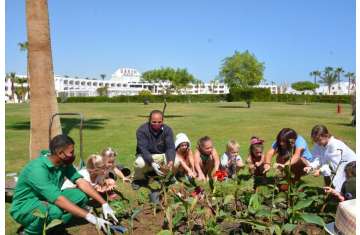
[60,94,227,103]
[58,93,351,104]
[268,94,350,104]
[227,88,271,102]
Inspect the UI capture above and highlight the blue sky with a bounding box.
[6,0,355,83]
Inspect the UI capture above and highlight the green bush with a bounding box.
[269,94,350,104]
[227,88,271,102]
[62,94,227,103]
[58,92,350,104]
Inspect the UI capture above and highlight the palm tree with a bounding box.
[344,72,355,95]
[26,0,61,159]
[7,72,17,101]
[18,42,30,99]
[334,67,344,89]
[14,78,28,103]
[310,70,321,85]
[319,67,337,94]
[100,74,106,80]
[18,41,29,79]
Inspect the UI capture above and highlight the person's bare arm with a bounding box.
[324,187,345,201]
[76,178,106,205]
[54,196,88,218]
[263,148,276,173]
[114,167,130,182]
[211,148,220,178]
[236,159,244,168]
[188,150,196,173]
[193,149,206,180]
[289,148,302,166]
[179,157,194,176]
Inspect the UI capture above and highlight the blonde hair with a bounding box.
[101,147,117,168]
[86,154,105,170]
[226,140,240,152]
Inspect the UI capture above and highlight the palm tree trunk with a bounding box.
[11,80,15,101]
[26,0,62,159]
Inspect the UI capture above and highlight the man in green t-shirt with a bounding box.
[10,134,117,234]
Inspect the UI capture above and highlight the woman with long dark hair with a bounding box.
[263,128,314,181]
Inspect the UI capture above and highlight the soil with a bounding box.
[130,205,164,234]
[293,224,325,235]
[65,205,164,235]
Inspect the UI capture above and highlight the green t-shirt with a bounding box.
[10,150,82,220]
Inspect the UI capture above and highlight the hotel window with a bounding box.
[64,80,68,84]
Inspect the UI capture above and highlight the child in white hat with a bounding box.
[174,133,196,178]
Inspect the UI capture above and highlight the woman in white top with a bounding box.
[305,125,356,192]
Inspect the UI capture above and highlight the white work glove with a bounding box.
[151,162,164,176]
[85,213,112,231]
[102,203,118,223]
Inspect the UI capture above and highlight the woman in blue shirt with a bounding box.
[263,128,314,181]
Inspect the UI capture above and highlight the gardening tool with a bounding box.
[49,112,85,168]
[110,225,127,234]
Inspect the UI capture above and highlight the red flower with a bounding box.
[214,170,228,182]
[191,186,204,197]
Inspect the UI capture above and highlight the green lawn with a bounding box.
[5,102,356,234]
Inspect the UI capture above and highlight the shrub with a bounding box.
[227,88,271,103]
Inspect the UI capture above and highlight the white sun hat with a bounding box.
[175,133,191,149]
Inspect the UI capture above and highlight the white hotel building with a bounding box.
[12,67,350,103]
[54,67,230,97]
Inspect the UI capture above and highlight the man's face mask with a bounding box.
[150,119,163,132]
[61,151,75,165]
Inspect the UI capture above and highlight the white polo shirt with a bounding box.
[310,136,356,192]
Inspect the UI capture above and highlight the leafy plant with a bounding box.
[32,208,63,235]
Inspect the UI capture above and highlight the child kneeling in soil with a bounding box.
[61,154,116,194]
[247,137,265,176]
[173,133,196,178]
[220,140,244,178]
[101,147,131,183]
[323,161,356,202]
[193,136,220,181]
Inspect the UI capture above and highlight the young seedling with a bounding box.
[32,208,63,235]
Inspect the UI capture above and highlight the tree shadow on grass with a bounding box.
[335,122,355,127]
[217,105,248,109]
[137,115,185,119]
[285,102,309,105]
[7,118,109,135]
